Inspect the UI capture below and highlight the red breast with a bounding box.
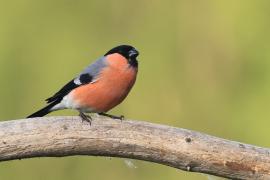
[71,53,137,112]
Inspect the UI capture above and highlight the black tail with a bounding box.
[27,101,59,118]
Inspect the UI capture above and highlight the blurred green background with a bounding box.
[1,0,270,179]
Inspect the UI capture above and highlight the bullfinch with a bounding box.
[27,45,139,123]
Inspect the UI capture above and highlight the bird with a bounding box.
[27,45,139,124]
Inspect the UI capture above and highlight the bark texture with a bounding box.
[0,116,270,179]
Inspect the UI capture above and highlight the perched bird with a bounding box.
[27,45,139,123]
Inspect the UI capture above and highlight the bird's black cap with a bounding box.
[105,45,139,67]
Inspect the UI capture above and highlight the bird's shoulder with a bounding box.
[46,56,107,103]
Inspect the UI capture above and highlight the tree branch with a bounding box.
[0,116,269,179]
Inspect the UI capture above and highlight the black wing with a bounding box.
[46,73,93,103]
[45,56,106,104]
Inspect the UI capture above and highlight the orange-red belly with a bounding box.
[70,57,137,112]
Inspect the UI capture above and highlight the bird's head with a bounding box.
[105,45,139,67]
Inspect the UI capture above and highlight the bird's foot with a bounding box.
[98,112,124,120]
[79,111,92,125]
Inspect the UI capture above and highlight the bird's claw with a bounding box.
[98,112,125,121]
[119,115,125,121]
[79,111,92,125]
